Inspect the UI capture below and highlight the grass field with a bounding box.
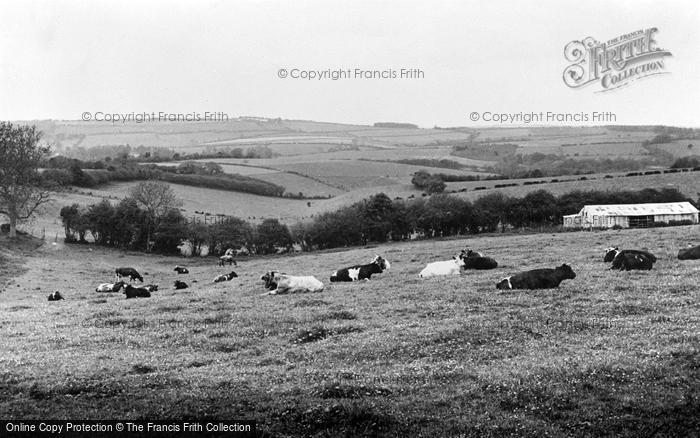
[446,170,700,201]
[1,226,698,436]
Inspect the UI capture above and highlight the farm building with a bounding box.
[563,202,699,229]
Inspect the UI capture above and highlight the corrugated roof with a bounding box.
[580,202,699,216]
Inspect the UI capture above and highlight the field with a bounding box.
[1,226,698,436]
[446,170,700,201]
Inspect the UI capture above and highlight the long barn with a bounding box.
[563,202,699,229]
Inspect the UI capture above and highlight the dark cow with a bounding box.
[174,266,189,274]
[218,255,237,267]
[603,247,657,263]
[610,252,654,271]
[213,271,238,283]
[143,284,159,292]
[496,264,576,290]
[173,280,189,290]
[115,267,143,282]
[48,291,64,301]
[123,284,151,298]
[460,250,498,269]
[330,255,391,282]
[261,271,281,290]
[677,244,700,260]
[463,248,484,258]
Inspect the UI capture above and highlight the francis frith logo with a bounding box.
[563,28,672,92]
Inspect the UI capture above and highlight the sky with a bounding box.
[0,0,698,127]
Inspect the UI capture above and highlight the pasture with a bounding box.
[1,226,698,436]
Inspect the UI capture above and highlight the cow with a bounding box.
[123,284,151,298]
[95,281,125,293]
[143,284,159,292]
[463,248,484,258]
[259,271,324,295]
[48,291,64,301]
[173,280,189,290]
[218,255,237,267]
[496,264,576,290]
[610,252,654,271]
[419,256,465,278]
[677,244,700,260]
[115,267,143,283]
[174,266,189,274]
[460,250,498,269]
[213,271,238,283]
[330,255,391,282]
[603,247,657,263]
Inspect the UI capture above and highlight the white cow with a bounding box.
[419,256,465,278]
[260,271,324,295]
[95,281,125,292]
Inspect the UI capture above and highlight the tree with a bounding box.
[0,122,51,238]
[129,180,182,218]
[255,218,292,254]
[360,193,396,243]
[129,180,182,250]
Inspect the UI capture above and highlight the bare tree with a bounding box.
[0,122,51,238]
[128,180,182,250]
[129,180,182,219]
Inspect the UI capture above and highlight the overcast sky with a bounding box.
[1,0,698,127]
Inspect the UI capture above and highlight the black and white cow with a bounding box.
[496,264,576,290]
[115,267,143,283]
[213,271,238,283]
[174,266,189,274]
[173,280,189,290]
[218,255,237,267]
[330,255,390,282]
[260,271,324,295]
[96,281,125,292]
[603,247,657,263]
[460,250,498,270]
[48,291,64,301]
[143,284,159,292]
[677,244,700,260]
[610,252,654,271]
[463,248,484,258]
[123,284,151,298]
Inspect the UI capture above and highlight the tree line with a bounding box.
[59,180,293,255]
[40,156,287,197]
[59,186,695,256]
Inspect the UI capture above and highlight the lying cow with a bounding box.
[496,264,576,290]
[218,255,237,267]
[143,284,159,292]
[173,280,189,290]
[96,281,125,292]
[603,247,657,263]
[173,266,189,274]
[678,244,700,260]
[330,255,390,282]
[460,250,498,269]
[260,272,324,295]
[419,255,465,278]
[48,291,64,301]
[123,284,151,299]
[213,271,238,283]
[610,252,654,271]
[463,248,484,258]
[115,267,143,282]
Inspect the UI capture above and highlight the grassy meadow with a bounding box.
[1,225,698,436]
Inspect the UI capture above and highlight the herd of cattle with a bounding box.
[46,243,700,301]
